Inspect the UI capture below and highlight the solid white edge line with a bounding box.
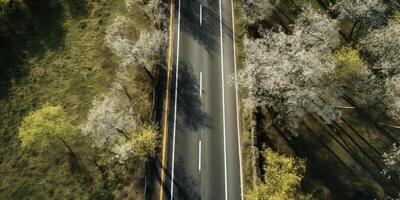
[199,140,202,171]
[200,4,202,26]
[230,0,244,199]
[218,0,228,199]
[170,0,181,198]
[200,72,203,97]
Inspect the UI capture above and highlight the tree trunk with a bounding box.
[335,106,356,109]
[288,0,301,12]
[354,21,363,42]
[149,87,156,121]
[275,7,293,23]
[116,128,130,140]
[378,122,400,130]
[315,0,329,10]
[272,10,289,34]
[142,162,148,200]
[349,20,359,41]
[58,137,79,159]
[92,159,109,186]
[144,13,151,22]
[141,64,154,81]
[338,30,350,42]
[118,80,133,101]
[140,63,157,121]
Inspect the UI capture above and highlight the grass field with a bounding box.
[0,0,155,199]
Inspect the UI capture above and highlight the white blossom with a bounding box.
[124,0,167,29]
[112,143,134,164]
[105,16,166,69]
[384,76,400,119]
[293,7,340,49]
[125,0,135,11]
[121,30,165,68]
[243,0,280,23]
[331,0,388,28]
[105,16,129,46]
[81,88,138,146]
[361,18,400,72]
[239,6,340,132]
[362,18,400,118]
[383,143,400,179]
[146,0,168,29]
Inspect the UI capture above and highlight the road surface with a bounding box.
[160,0,243,199]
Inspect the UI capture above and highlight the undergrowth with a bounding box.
[0,0,152,199]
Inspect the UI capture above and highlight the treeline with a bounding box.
[238,0,400,199]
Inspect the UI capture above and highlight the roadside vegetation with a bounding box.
[0,0,166,199]
[246,149,311,200]
[236,0,400,199]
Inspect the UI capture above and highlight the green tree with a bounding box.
[18,105,79,157]
[112,123,159,163]
[0,0,11,14]
[247,149,311,200]
[18,105,116,196]
[333,46,382,106]
[129,124,158,160]
[394,11,400,22]
[0,0,25,15]
[0,0,9,8]
[334,46,367,83]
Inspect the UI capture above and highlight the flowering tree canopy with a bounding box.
[239,6,340,132]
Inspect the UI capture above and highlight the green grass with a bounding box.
[0,0,154,199]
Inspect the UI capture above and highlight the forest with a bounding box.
[235,0,400,199]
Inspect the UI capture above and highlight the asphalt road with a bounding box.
[162,0,243,199]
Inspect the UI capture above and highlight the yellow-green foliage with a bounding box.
[0,0,23,14]
[0,0,10,8]
[119,124,159,161]
[247,149,311,200]
[131,124,159,160]
[0,0,9,6]
[334,46,367,83]
[393,11,400,22]
[18,105,76,151]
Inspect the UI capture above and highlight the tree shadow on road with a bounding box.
[175,61,212,133]
[180,0,231,55]
[173,157,201,200]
